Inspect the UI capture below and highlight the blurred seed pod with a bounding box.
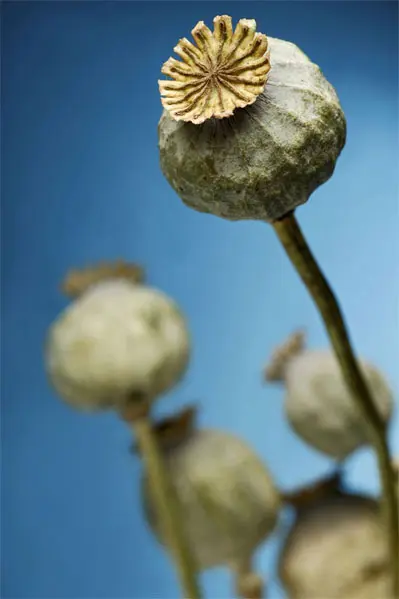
[140,406,281,572]
[278,482,392,599]
[158,15,346,222]
[45,264,190,411]
[264,331,394,460]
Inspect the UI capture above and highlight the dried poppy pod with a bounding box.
[45,263,190,411]
[264,331,394,460]
[140,406,281,578]
[158,15,346,222]
[278,476,392,599]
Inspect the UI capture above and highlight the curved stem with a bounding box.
[272,211,399,598]
[132,415,202,598]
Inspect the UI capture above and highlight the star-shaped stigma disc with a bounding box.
[159,16,271,124]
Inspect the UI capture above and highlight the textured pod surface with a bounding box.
[159,16,271,124]
[45,280,190,411]
[278,493,391,599]
[282,350,394,460]
[142,429,280,570]
[159,35,346,222]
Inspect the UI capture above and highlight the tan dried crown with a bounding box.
[159,15,271,124]
[61,260,145,298]
[131,405,197,453]
[263,330,306,382]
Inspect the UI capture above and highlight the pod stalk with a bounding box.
[272,211,399,598]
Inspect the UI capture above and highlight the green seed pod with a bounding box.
[140,407,281,572]
[279,481,392,599]
[264,331,394,460]
[45,266,190,411]
[158,15,346,222]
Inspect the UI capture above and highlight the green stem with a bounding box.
[133,415,202,599]
[272,211,399,598]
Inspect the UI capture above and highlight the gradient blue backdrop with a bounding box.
[2,1,398,598]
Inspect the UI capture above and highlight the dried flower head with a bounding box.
[159,16,271,124]
[158,29,346,222]
[264,331,394,460]
[62,260,145,298]
[278,490,391,599]
[45,276,190,412]
[140,407,281,572]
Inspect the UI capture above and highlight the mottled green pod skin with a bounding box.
[158,37,346,222]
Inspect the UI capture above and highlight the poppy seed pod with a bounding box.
[264,331,394,460]
[45,264,190,411]
[158,15,346,222]
[278,484,391,599]
[140,407,281,572]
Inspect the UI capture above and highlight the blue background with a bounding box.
[2,1,398,597]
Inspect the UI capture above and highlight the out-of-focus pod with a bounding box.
[140,406,281,580]
[264,331,394,460]
[45,261,190,412]
[278,473,393,599]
